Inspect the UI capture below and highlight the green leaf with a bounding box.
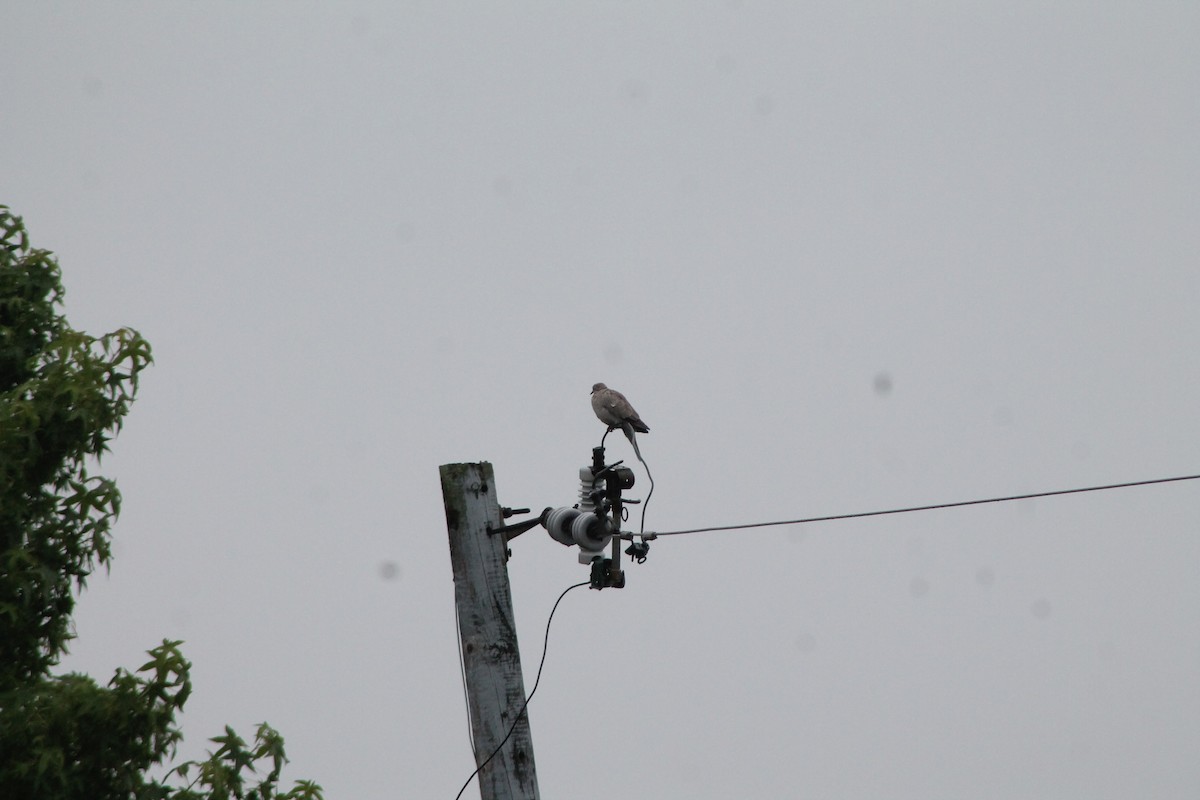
[0,206,317,799]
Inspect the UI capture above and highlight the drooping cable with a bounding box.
[635,448,654,536]
[647,473,1200,537]
[452,599,476,759]
[453,580,590,800]
[597,426,655,536]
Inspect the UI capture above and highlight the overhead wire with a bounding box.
[638,456,654,536]
[646,472,1200,537]
[628,434,657,534]
[452,600,476,759]
[450,465,1195,795]
[598,427,655,535]
[453,580,590,800]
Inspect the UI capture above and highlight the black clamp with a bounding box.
[589,557,625,590]
[625,540,650,564]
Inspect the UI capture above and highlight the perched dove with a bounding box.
[591,382,649,460]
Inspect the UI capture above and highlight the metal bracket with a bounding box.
[589,556,625,590]
[487,507,551,541]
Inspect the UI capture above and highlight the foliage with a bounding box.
[0,206,322,800]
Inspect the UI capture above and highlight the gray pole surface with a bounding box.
[441,462,540,800]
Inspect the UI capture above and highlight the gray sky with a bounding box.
[4,3,1199,798]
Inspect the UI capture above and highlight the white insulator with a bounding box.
[571,511,611,551]
[545,506,580,547]
[546,465,612,556]
[576,466,597,512]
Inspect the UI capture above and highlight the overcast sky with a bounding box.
[4,3,1199,798]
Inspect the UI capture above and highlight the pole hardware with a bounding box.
[488,507,552,541]
[624,540,650,563]
[479,446,650,583]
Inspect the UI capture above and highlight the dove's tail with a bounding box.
[620,422,645,463]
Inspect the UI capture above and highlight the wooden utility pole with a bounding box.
[441,462,540,800]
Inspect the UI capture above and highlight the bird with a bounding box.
[591,382,649,460]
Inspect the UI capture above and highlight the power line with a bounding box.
[452,601,476,759]
[646,472,1200,538]
[453,580,589,800]
[600,427,656,534]
[639,457,654,535]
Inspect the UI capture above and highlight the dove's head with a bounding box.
[591,382,607,394]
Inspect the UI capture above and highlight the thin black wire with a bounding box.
[597,427,655,536]
[452,600,476,759]
[635,449,654,536]
[650,473,1200,537]
[453,581,590,800]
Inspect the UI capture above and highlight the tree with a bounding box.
[0,206,322,800]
